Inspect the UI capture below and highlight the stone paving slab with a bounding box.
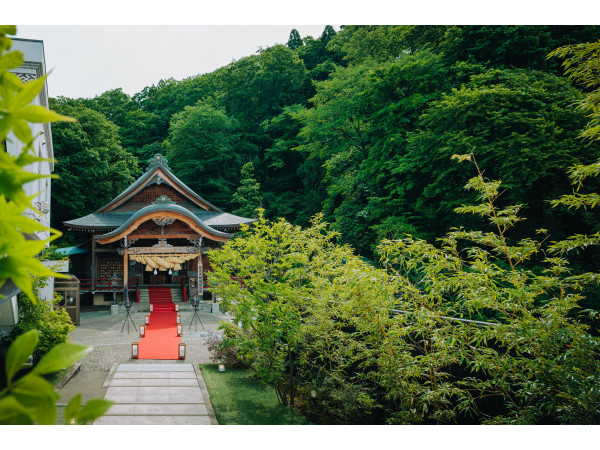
[106,403,208,415]
[95,415,212,425]
[110,378,200,387]
[95,363,215,425]
[115,364,194,372]
[112,371,196,379]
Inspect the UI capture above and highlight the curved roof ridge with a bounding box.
[95,202,233,242]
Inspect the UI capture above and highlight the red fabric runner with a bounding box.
[138,287,180,360]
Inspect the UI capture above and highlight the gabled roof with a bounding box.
[64,154,257,235]
[95,198,233,244]
[97,154,222,213]
[64,210,255,231]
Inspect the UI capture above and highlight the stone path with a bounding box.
[94,363,218,425]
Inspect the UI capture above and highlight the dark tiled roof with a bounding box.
[64,210,256,231]
[96,203,233,241]
[65,154,256,233]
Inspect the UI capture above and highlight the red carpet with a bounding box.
[138,287,181,360]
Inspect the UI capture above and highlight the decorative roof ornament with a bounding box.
[146,153,171,172]
[153,195,176,206]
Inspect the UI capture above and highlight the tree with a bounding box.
[210,157,600,424]
[208,213,388,413]
[81,88,135,127]
[49,98,140,237]
[395,68,600,242]
[438,26,600,73]
[260,104,312,223]
[287,29,303,50]
[8,277,75,364]
[296,51,455,255]
[166,101,243,209]
[549,39,600,141]
[232,162,262,218]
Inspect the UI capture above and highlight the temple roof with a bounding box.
[65,210,255,231]
[95,201,233,243]
[64,154,256,235]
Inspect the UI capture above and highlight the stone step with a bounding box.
[95,363,215,426]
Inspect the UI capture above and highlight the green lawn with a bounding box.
[199,364,309,425]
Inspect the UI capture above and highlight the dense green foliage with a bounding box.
[48,97,139,237]
[7,277,74,364]
[166,101,243,208]
[209,156,600,424]
[35,24,600,426]
[232,162,262,218]
[0,26,71,301]
[50,26,600,259]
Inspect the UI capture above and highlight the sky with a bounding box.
[14,25,335,99]
[9,0,595,101]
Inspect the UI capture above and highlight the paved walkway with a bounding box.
[94,363,217,425]
[56,303,228,425]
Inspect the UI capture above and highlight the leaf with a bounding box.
[65,393,82,424]
[76,398,114,424]
[5,329,38,384]
[11,373,58,407]
[0,50,23,72]
[34,394,57,425]
[9,116,33,143]
[0,25,17,35]
[14,105,76,123]
[32,343,91,375]
[0,396,32,425]
[12,75,47,109]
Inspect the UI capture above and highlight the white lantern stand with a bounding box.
[132,342,139,359]
[139,325,146,338]
[150,304,154,313]
[144,315,150,326]
[178,343,186,360]
[177,324,183,336]
[175,304,179,312]
[176,314,181,324]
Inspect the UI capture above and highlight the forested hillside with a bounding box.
[51,25,600,264]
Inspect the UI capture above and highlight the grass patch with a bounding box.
[199,364,309,425]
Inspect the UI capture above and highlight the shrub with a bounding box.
[206,331,246,369]
[7,277,75,364]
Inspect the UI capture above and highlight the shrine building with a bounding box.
[64,154,255,308]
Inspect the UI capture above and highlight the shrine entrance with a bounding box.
[143,270,172,285]
[65,154,256,305]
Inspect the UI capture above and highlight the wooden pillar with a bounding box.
[123,246,129,304]
[197,251,201,301]
[199,250,203,299]
[91,233,96,292]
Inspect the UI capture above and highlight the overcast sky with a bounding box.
[9,1,595,100]
[15,25,335,99]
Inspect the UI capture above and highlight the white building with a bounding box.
[0,38,55,335]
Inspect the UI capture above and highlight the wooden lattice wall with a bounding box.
[127,184,188,204]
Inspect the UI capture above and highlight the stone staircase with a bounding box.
[136,287,213,312]
[171,288,183,303]
[138,288,150,312]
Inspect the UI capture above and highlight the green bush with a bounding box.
[39,245,69,262]
[7,277,75,364]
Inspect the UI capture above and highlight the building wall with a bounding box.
[1,38,54,330]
